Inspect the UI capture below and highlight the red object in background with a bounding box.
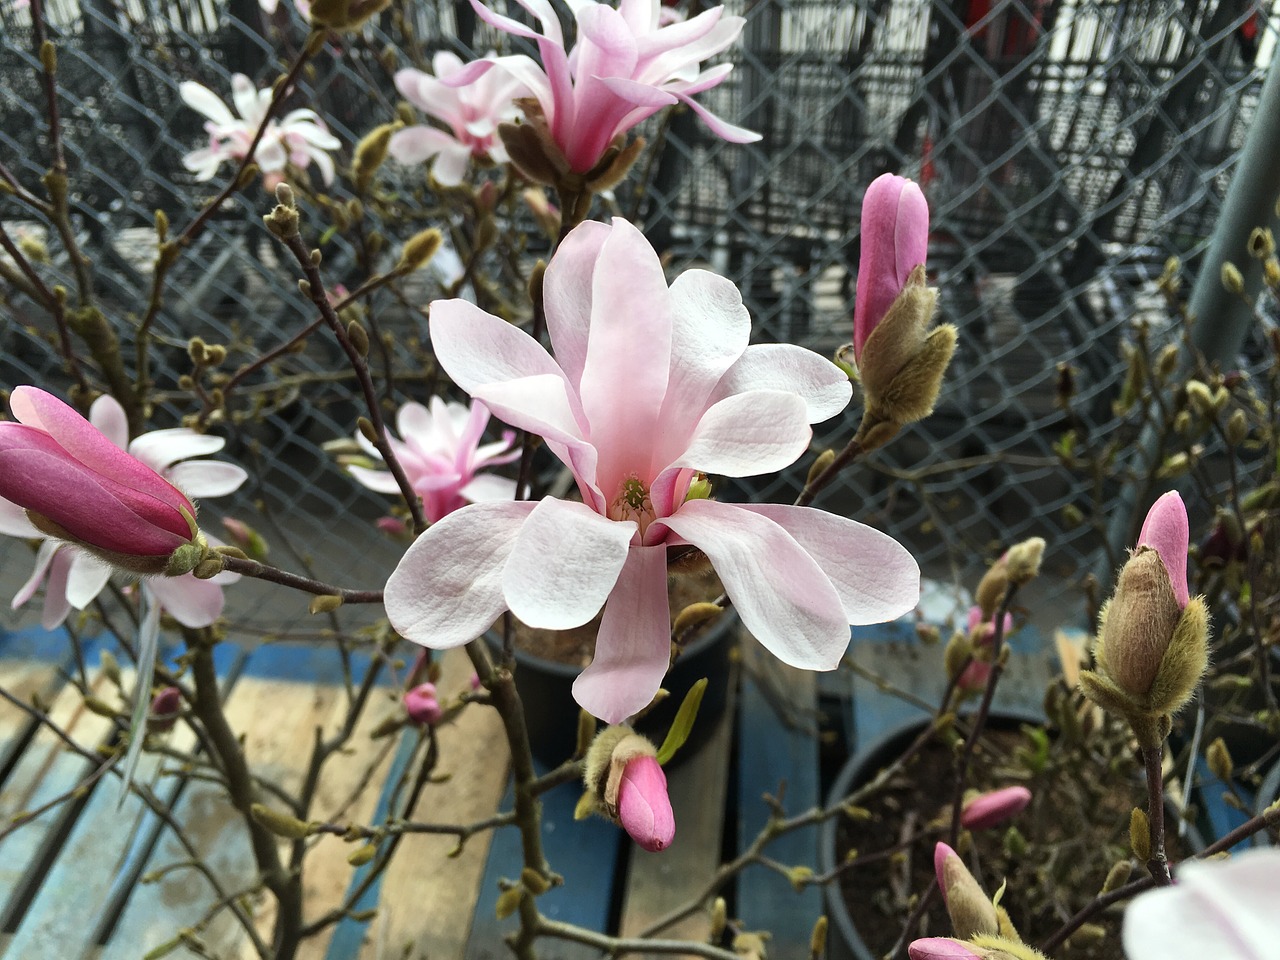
[965,0,1051,60]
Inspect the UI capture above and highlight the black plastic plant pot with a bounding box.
[486,609,737,769]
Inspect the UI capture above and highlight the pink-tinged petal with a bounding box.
[907,939,984,960]
[735,504,920,625]
[472,438,521,468]
[456,400,491,471]
[167,460,247,499]
[64,551,113,609]
[637,13,743,83]
[468,0,547,42]
[597,76,678,108]
[395,68,460,121]
[1136,490,1190,608]
[127,428,225,473]
[397,401,437,448]
[470,375,591,451]
[502,498,635,630]
[616,0,658,35]
[0,497,39,538]
[617,754,675,852]
[348,465,405,495]
[385,501,537,649]
[572,544,671,722]
[12,388,195,517]
[712,343,852,423]
[1123,848,1280,960]
[40,548,73,630]
[577,219,672,492]
[668,90,761,143]
[147,574,226,628]
[88,395,129,450]
[543,220,613,388]
[934,842,958,903]
[179,81,235,127]
[659,499,848,670]
[12,540,59,610]
[854,174,928,359]
[634,6,722,63]
[431,142,473,187]
[960,785,1032,831]
[388,126,455,165]
[666,390,810,479]
[459,474,518,503]
[230,74,258,123]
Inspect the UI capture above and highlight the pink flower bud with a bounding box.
[960,786,1032,831]
[469,673,482,691]
[0,387,197,564]
[403,683,442,725]
[617,754,675,853]
[1136,491,1190,609]
[934,841,959,903]
[965,606,1013,647]
[908,939,984,960]
[957,659,992,694]
[376,516,410,537]
[149,686,183,731]
[854,173,929,362]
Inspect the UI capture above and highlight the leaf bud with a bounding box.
[807,448,835,485]
[1206,736,1233,782]
[346,320,370,356]
[251,803,313,839]
[309,594,344,614]
[1247,227,1275,259]
[1130,807,1151,861]
[348,843,377,866]
[1220,261,1244,295]
[1101,859,1132,893]
[397,228,443,273]
[1225,408,1248,447]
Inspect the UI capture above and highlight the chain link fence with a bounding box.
[1,0,1277,626]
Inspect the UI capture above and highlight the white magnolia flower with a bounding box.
[180,74,340,187]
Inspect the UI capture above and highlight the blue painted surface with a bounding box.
[735,666,822,956]
[1195,758,1260,853]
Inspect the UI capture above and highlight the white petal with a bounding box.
[659,499,848,670]
[180,81,235,126]
[129,428,225,472]
[572,544,671,723]
[459,473,518,503]
[89,395,129,450]
[542,220,612,388]
[167,460,247,498]
[739,504,919,624]
[713,343,852,423]
[65,551,113,609]
[348,465,404,495]
[385,501,537,648]
[431,142,473,187]
[502,498,634,630]
[0,497,39,537]
[13,540,59,610]
[40,548,73,630]
[388,126,454,165]
[147,574,226,627]
[669,390,810,477]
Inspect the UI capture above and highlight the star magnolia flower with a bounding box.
[180,74,340,188]
[0,391,245,630]
[389,52,529,187]
[385,218,920,723]
[448,0,760,174]
[347,397,520,524]
[1123,849,1280,960]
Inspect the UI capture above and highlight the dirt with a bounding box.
[512,555,724,667]
[834,725,1192,960]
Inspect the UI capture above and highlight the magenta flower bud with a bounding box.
[960,785,1032,831]
[965,605,1013,647]
[0,388,197,565]
[1136,491,1190,609]
[934,841,959,903]
[376,516,410,537]
[149,686,183,731]
[854,173,930,362]
[957,659,992,694]
[908,939,984,960]
[617,754,675,853]
[403,683,442,725]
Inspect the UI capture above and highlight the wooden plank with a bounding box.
[0,628,80,777]
[618,655,739,957]
[735,639,822,958]
[318,647,510,960]
[3,644,242,960]
[98,642,350,960]
[465,769,622,960]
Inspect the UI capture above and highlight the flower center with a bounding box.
[610,472,655,534]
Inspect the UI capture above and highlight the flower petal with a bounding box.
[572,543,671,723]
[0,496,40,538]
[542,219,612,389]
[167,460,247,499]
[503,498,635,630]
[179,81,235,126]
[388,125,455,165]
[40,548,73,630]
[127,428,226,473]
[431,142,473,187]
[459,473,518,503]
[667,390,810,478]
[737,504,919,625]
[89,395,129,450]
[12,540,59,610]
[348,465,404,495]
[659,499,849,670]
[712,343,852,423]
[1136,490,1190,608]
[65,550,113,609]
[385,501,537,649]
[147,574,226,627]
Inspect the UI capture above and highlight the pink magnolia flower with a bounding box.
[403,682,444,725]
[0,391,245,630]
[385,218,920,723]
[908,941,984,960]
[389,52,529,187]
[449,0,760,174]
[960,785,1032,831]
[347,397,520,524]
[180,74,340,189]
[1123,848,1280,960]
[617,754,674,851]
[1136,490,1190,609]
[854,173,929,362]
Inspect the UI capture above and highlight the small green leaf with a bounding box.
[655,678,708,766]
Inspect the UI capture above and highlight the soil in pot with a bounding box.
[833,721,1198,960]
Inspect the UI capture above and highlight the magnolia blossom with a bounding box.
[449,0,760,174]
[854,173,929,362]
[390,52,529,187]
[0,392,245,630]
[617,754,674,851]
[1123,849,1280,959]
[403,683,444,725]
[960,785,1032,831]
[180,74,340,188]
[385,218,919,723]
[347,397,519,524]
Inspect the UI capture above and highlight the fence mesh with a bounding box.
[1,0,1278,627]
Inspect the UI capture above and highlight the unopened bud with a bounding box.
[403,683,443,725]
[1206,736,1233,781]
[1225,408,1248,447]
[807,449,835,485]
[809,915,828,957]
[1247,227,1275,259]
[1101,859,1132,893]
[352,122,399,192]
[960,786,1032,831]
[100,650,122,686]
[346,320,369,356]
[1005,537,1045,585]
[397,228,442,272]
[1156,344,1179,379]
[1221,261,1244,295]
[251,803,313,839]
[673,602,724,637]
[933,842,998,940]
[149,686,183,731]
[309,594,344,614]
[348,842,377,866]
[1130,807,1151,861]
[710,897,727,938]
